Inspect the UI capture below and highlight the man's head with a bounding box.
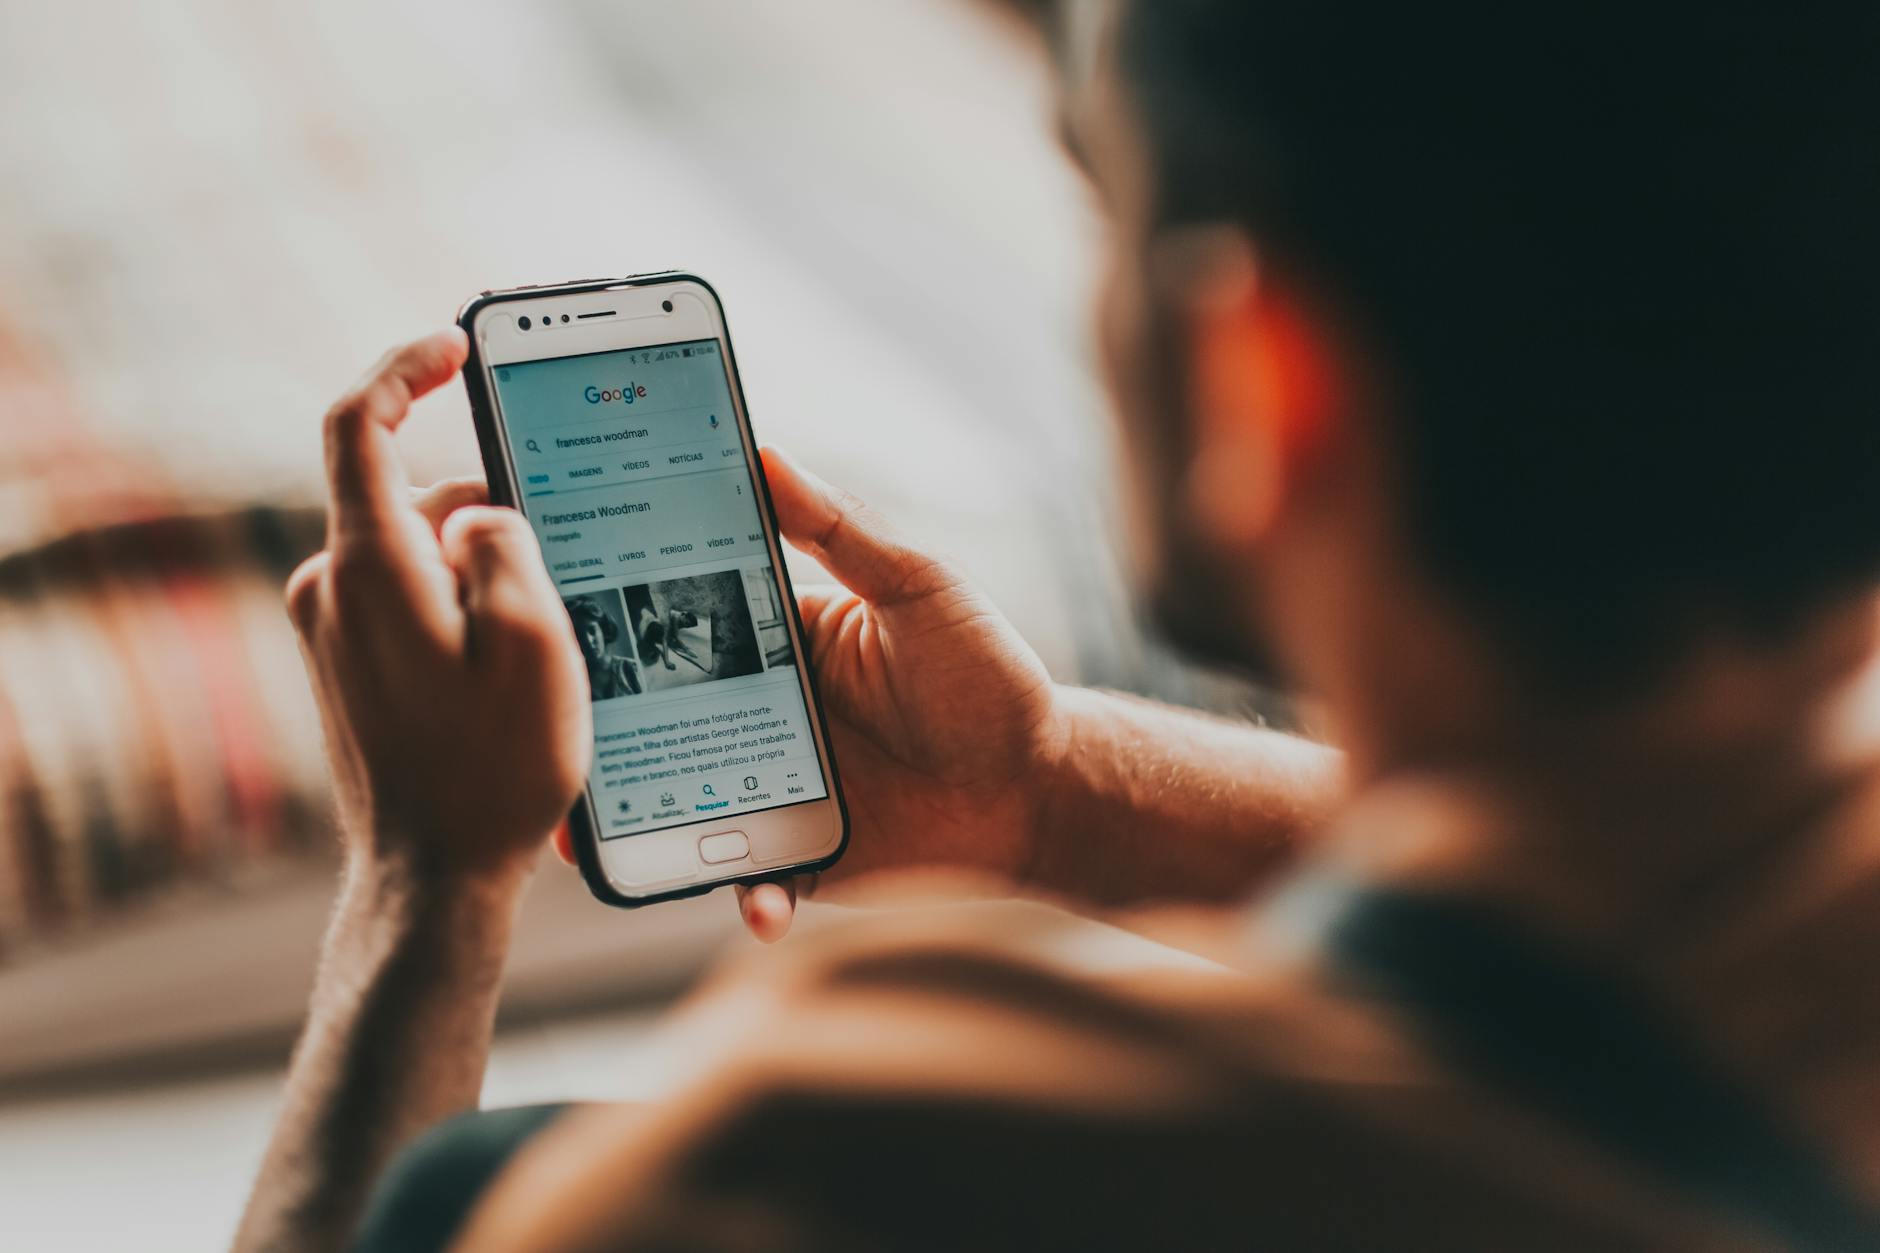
[1041,1,1880,709]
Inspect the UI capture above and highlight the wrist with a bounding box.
[331,849,529,966]
[339,811,542,902]
[1017,683,1086,894]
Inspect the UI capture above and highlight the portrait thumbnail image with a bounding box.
[564,589,644,702]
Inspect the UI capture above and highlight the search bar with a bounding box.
[517,412,727,465]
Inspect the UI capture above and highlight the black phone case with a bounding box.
[456,273,849,908]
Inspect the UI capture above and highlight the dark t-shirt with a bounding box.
[354,1104,571,1253]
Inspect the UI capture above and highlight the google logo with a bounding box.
[584,383,648,404]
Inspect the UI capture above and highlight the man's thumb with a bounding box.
[760,447,946,606]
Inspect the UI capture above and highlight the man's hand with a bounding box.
[712,451,1343,942]
[240,330,596,1253]
[286,329,591,887]
[730,449,1068,939]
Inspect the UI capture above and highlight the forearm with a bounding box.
[234,859,525,1253]
[1028,686,1343,909]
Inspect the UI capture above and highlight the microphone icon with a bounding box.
[708,414,720,431]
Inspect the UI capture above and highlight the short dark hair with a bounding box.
[1118,2,1880,668]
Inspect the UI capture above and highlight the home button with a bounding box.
[698,831,750,865]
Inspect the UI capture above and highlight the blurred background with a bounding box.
[0,1,1263,1246]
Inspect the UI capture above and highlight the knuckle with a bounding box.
[456,512,513,547]
[283,556,328,632]
[453,511,531,565]
[828,486,872,528]
[418,476,487,513]
[323,377,405,442]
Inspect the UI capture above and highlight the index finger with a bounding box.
[324,329,469,547]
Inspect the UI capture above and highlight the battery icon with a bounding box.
[682,348,693,357]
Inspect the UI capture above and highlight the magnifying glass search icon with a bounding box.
[525,438,542,453]
[702,784,717,797]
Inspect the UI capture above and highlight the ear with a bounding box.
[1179,246,1341,555]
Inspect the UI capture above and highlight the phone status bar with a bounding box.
[628,343,718,366]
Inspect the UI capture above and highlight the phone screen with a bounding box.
[489,338,831,839]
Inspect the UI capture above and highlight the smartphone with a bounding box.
[458,274,847,907]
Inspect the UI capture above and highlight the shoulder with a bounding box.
[452,899,1748,1252]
